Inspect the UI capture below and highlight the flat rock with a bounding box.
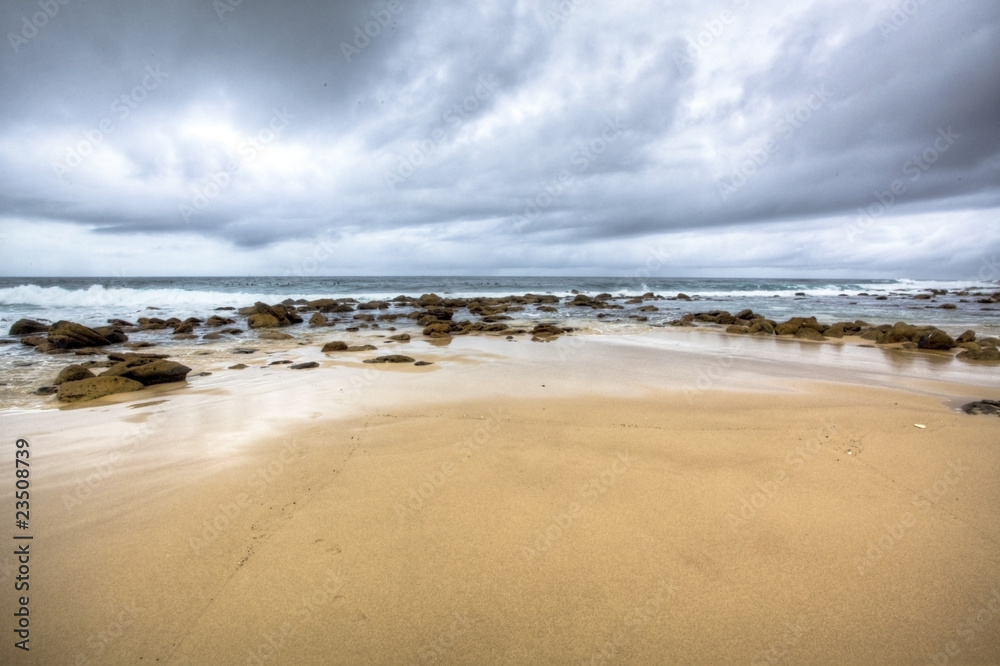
[229,364,248,370]
[290,362,319,370]
[102,359,192,386]
[57,376,145,403]
[258,331,294,340]
[48,321,110,349]
[363,355,416,364]
[231,348,258,354]
[957,348,1000,362]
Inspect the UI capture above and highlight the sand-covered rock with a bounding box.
[961,400,1000,416]
[57,376,145,402]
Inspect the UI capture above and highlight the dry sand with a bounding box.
[1,331,999,664]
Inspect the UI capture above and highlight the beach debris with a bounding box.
[961,401,1000,417]
[289,362,319,369]
[914,424,926,429]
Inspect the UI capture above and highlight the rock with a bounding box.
[735,309,755,320]
[55,364,97,385]
[961,400,1000,416]
[917,330,956,350]
[290,362,319,369]
[913,294,932,300]
[321,341,349,352]
[47,321,111,349]
[824,323,846,338]
[638,305,659,312]
[939,303,957,309]
[423,322,453,337]
[676,293,691,300]
[231,348,258,354]
[537,305,558,313]
[248,313,282,329]
[418,293,444,307]
[532,324,566,337]
[34,386,59,395]
[20,335,48,347]
[957,330,977,343]
[725,325,749,335]
[269,360,293,365]
[258,331,294,340]
[206,315,236,327]
[414,361,433,366]
[795,327,825,341]
[229,364,248,370]
[10,319,49,335]
[102,359,192,386]
[309,313,328,327]
[979,337,1000,348]
[173,321,195,335]
[347,345,378,352]
[124,341,156,349]
[389,333,411,341]
[957,348,1000,362]
[363,355,416,364]
[57,376,145,403]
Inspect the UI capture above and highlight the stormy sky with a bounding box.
[0,0,998,278]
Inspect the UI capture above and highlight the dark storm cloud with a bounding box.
[0,0,998,276]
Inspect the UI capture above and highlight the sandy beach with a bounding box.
[1,330,998,664]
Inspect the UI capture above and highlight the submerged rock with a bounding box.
[961,400,1000,417]
[363,355,416,364]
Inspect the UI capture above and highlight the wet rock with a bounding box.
[34,386,59,395]
[961,400,1000,416]
[321,341,348,352]
[363,355,416,364]
[979,337,1000,348]
[414,361,434,366]
[309,313,328,327]
[795,327,825,341]
[726,325,749,335]
[957,348,1000,362]
[388,333,411,341]
[229,364,248,370]
[248,313,282,329]
[206,315,236,327]
[957,330,977,343]
[269,360,293,365]
[173,321,195,335]
[290,362,319,369]
[124,341,156,349]
[347,345,378,352]
[55,364,97,385]
[917,330,956,350]
[57,376,145,403]
[10,319,49,335]
[102,358,192,386]
[20,335,48,347]
[258,331,294,340]
[48,321,112,349]
[230,347,258,354]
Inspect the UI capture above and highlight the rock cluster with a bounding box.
[50,353,192,403]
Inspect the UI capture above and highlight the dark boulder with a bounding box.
[102,358,192,386]
[917,330,956,350]
[321,341,348,352]
[10,319,48,335]
[48,321,111,349]
[961,400,1000,416]
[290,362,319,369]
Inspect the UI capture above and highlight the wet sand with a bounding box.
[1,332,999,664]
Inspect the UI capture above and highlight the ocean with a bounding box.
[2,276,999,338]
